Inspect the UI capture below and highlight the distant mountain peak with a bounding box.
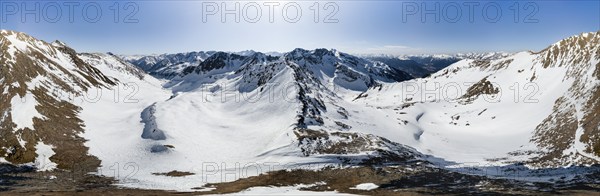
[51,40,68,48]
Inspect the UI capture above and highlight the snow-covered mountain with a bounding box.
[356,32,600,167]
[1,31,420,190]
[364,53,511,78]
[159,47,419,159]
[100,47,420,190]
[0,30,117,172]
[0,29,170,179]
[365,56,443,78]
[453,52,513,61]
[404,54,463,72]
[122,51,216,79]
[1,29,599,192]
[122,50,283,80]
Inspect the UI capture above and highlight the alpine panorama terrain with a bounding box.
[0,29,599,195]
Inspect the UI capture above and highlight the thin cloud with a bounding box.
[382,45,410,49]
[363,45,424,55]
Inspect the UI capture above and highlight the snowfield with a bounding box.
[350,183,379,191]
[78,53,332,190]
[78,35,599,190]
[33,141,57,171]
[10,92,43,130]
[356,52,574,165]
[2,29,599,193]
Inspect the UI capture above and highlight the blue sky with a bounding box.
[1,0,598,55]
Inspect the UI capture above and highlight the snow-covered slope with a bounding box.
[0,30,116,172]
[2,29,598,192]
[356,31,600,167]
[0,30,175,188]
[101,48,420,190]
[83,33,598,190]
[77,52,174,190]
[0,31,420,190]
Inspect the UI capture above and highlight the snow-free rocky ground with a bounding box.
[1,29,600,194]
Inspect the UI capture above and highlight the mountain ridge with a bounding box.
[1,29,599,192]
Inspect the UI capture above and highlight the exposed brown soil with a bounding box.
[525,31,600,166]
[152,170,195,177]
[195,165,600,195]
[0,30,115,173]
[200,166,423,195]
[595,62,600,79]
[530,97,579,167]
[2,163,600,195]
[0,165,190,195]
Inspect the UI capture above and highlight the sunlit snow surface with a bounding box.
[76,45,600,192]
[350,183,379,190]
[34,141,57,171]
[10,93,43,130]
[79,54,333,190]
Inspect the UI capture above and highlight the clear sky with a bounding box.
[1,0,599,55]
